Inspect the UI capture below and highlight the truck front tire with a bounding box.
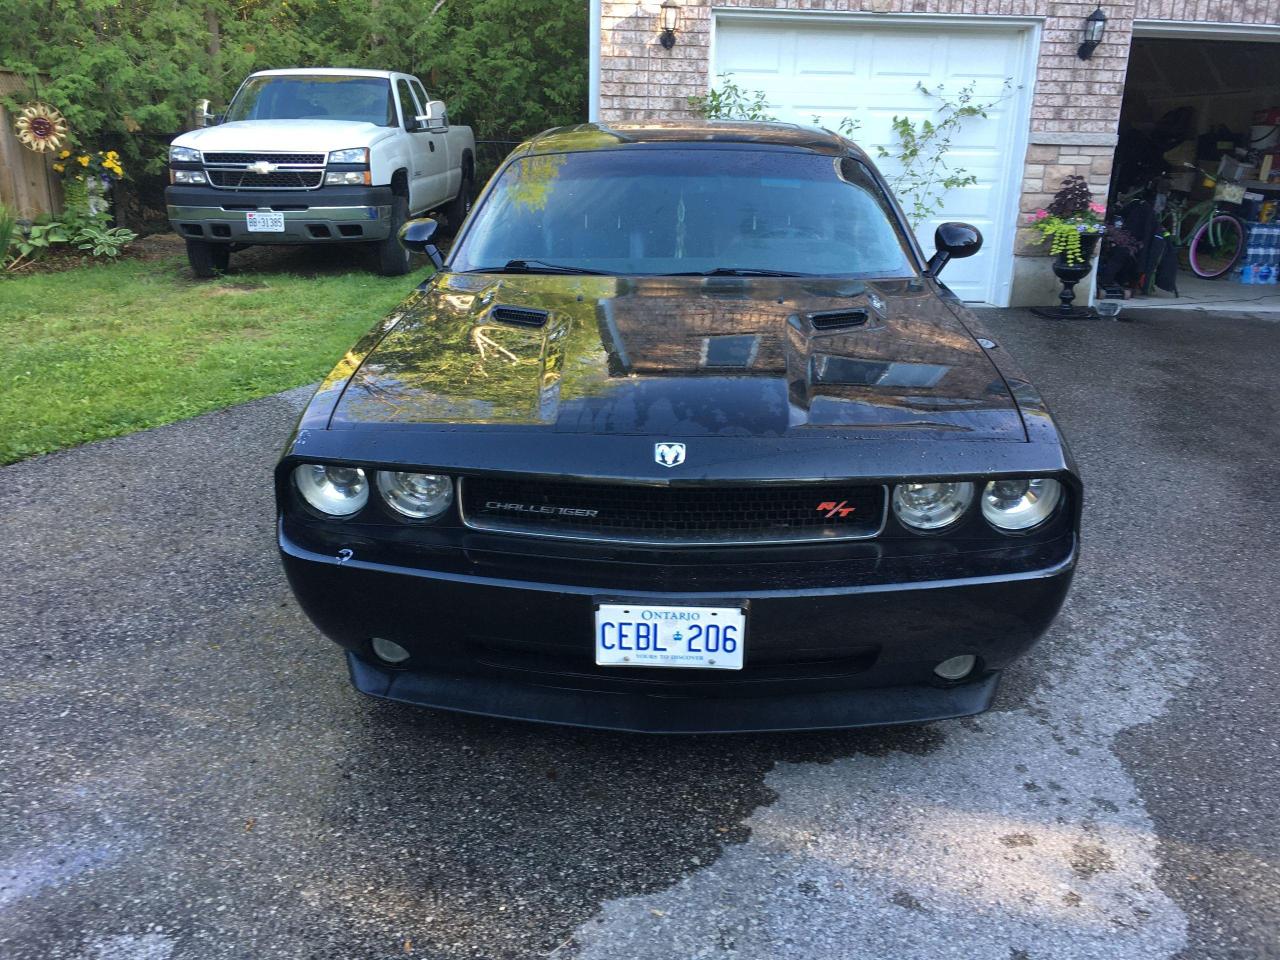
[186,240,230,278]
[376,195,411,277]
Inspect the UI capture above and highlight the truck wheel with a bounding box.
[440,169,474,237]
[376,195,411,276]
[186,240,230,278]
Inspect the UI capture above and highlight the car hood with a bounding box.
[329,274,1026,442]
[173,120,390,153]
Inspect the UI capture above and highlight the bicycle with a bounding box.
[1158,164,1247,280]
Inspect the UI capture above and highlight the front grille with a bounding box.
[460,477,886,545]
[203,152,325,165]
[207,169,323,189]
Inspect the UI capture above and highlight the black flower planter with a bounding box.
[1032,233,1101,320]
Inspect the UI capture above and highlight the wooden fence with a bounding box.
[0,70,63,219]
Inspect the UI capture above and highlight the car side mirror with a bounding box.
[925,222,983,277]
[399,217,443,269]
[416,100,449,133]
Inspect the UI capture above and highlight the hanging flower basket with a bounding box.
[13,102,69,153]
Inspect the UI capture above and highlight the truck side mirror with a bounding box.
[416,100,449,133]
[925,222,982,277]
[399,218,444,269]
[194,98,219,128]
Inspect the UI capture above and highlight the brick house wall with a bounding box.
[598,0,1280,303]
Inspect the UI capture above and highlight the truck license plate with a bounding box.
[246,211,285,232]
[594,603,745,670]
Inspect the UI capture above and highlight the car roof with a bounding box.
[516,121,865,160]
[249,68,398,79]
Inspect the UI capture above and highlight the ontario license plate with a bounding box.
[246,211,285,232]
[595,603,745,670]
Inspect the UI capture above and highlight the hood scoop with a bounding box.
[808,308,869,332]
[489,304,549,328]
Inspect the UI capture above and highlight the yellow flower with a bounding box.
[53,162,65,173]
[77,155,89,167]
[59,149,71,159]
[106,150,119,160]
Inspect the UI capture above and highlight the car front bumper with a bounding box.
[280,527,1077,733]
[165,185,394,243]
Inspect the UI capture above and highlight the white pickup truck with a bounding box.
[165,68,475,277]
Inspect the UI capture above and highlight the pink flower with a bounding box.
[1089,202,1106,215]
[1026,209,1048,223]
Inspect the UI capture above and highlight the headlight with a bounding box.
[982,478,1062,531]
[172,169,207,185]
[294,464,369,517]
[328,148,369,164]
[324,170,371,185]
[377,471,454,519]
[170,145,201,163]
[893,481,974,531]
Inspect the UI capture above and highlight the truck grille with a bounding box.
[207,169,324,189]
[202,151,326,190]
[460,477,886,545]
[203,152,325,165]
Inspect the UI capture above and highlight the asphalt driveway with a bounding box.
[1,308,1277,960]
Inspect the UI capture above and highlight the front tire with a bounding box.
[439,168,474,238]
[1189,214,1245,279]
[376,194,411,276]
[186,239,230,278]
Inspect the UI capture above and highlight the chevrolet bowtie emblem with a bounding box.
[248,160,277,175]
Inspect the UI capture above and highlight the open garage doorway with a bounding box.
[1104,27,1280,313]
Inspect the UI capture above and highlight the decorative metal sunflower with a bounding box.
[14,102,69,153]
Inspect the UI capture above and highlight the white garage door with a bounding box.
[714,16,1033,304]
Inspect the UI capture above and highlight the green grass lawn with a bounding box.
[0,251,415,464]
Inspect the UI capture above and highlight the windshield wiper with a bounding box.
[464,259,612,276]
[663,267,815,277]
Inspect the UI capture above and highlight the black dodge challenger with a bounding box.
[276,121,1080,733]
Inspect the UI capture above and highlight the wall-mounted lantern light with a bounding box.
[659,0,681,50]
[1077,6,1107,60]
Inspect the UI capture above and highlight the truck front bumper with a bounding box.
[165,185,395,244]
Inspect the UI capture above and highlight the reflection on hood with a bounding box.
[332,274,1025,442]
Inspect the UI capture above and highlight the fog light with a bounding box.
[371,637,411,665]
[934,654,977,681]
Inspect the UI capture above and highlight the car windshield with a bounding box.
[451,147,917,277]
[225,75,395,126]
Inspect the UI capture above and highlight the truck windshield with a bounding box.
[225,75,395,126]
[451,148,917,278]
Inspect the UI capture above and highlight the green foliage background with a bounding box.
[0,0,588,171]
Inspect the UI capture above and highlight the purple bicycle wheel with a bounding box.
[1189,215,1245,279]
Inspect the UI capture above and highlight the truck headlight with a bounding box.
[324,170,371,186]
[171,169,207,185]
[982,478,1063,531]
[170,146,201,163]
[294,464,369,518]
[328,148,369,164]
